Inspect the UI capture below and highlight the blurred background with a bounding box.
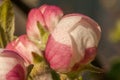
[8,0,120,80]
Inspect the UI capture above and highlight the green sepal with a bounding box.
[51,69,61,80]
[27,64,34,77]
[30,52,48,77]
[31,52,61,80]
[32,52,44,64]
[60,73,82,80]
[66,64,103,80]
[30,61,50,79]
[82,64,104,73]
[37,22,49,50]
[0,0,15,48]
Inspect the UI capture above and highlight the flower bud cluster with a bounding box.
[1,4,101,79]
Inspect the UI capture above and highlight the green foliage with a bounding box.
[78,76,83,80]
[109,19,120,43]
[107,59,120,80]
[0,0,15,48]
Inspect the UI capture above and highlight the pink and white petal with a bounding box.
[45,35,72,72]
[6,35,42,66]
[42,5,63,32]
[0,50,26,80]
[26,8,45,41]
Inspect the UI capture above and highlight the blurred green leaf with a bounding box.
[78,76,83,80]
[109,19,120,43]
[0,0,15,48]
[107,60,120,80]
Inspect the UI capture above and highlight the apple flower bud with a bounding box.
[0,49,26,80]
[26,4,63,49]
[45,14,101,73]
[39,4,63,32]
[6,35,42,66]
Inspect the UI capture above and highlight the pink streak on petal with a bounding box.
[45,35,72,72]
[80,47,97,64]
[6,64,25,80]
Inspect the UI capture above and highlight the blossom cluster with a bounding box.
[0,4,101,80]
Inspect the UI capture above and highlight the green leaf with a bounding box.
[0,0,15,48]
[0,26,7,47]
[107,59,120,80]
